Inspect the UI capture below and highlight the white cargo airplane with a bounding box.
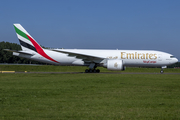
[4,24,178,73]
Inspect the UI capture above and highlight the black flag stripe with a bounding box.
[19,39,37,52]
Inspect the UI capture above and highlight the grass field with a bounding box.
[1,65,180,73]
[0,65,180,119]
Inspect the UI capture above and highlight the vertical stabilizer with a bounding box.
[13,24,59,63]
[14,24,40,52]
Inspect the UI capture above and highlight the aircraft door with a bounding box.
[158,54,162,61]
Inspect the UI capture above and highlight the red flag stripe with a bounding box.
[26,35,59,63]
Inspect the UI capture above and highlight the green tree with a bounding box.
[0,41,45,64]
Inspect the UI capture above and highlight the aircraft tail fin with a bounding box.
[13,24,41,52]
[13,24,59,63]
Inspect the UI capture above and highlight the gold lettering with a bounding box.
[121,52,157,60]
[154,54,157,59]
[126,53,134,59]
[114,56,118,59]
[146,53,149,59]
[135,52,137,59]
[141,54,145,59]
[138,53,141,59]
[121,52,126,59]
[149,54,153,59]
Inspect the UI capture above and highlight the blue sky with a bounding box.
[1,0,180,60]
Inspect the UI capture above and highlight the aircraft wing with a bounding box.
[52,49,106,63]
[3,49,34,55]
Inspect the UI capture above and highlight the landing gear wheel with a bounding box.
[160,68,164,74]
[84,69,100,73]
[85,69,89,73]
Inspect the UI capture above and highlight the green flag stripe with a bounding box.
[14,25,30,41]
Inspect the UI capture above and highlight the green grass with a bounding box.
[0,65,180,73]
[0,73,180,119]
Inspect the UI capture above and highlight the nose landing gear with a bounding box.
[160,66,167,74]
[160,69,164,74]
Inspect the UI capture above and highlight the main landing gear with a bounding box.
[85,63,100,73]
[85,69,100,73]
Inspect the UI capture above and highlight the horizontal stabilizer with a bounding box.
[3,49,34,55]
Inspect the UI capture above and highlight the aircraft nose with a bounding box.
[175,58,178,63]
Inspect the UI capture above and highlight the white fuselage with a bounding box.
[8,23,178,73]
[13,49,178,68]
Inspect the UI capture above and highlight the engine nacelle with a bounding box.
[105,59,125,71]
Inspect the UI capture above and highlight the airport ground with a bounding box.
[0,65,180,119]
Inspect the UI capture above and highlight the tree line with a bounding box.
[0,41,180,67]
[0,41,44,64]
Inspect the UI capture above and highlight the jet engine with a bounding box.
[104,59,125,71]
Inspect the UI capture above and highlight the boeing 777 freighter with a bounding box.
[4,24,178,73]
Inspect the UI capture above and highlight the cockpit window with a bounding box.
[170,56,176,58]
